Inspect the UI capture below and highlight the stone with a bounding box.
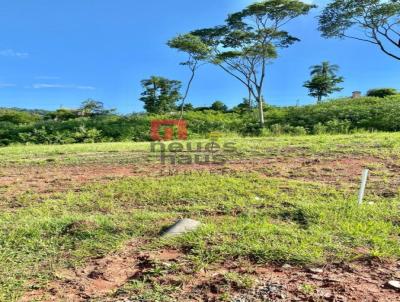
[308,268,324,274]
[310,274,324,281]
[162,219,201,237]
[387,280,400,290]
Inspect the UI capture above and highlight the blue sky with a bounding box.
[0,0,398,113]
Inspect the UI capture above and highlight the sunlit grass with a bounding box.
[0,133,400,300]
[0,172,399,300]
[1,132,400,166]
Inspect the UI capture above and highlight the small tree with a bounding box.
[319,0,400,61]
[304,62,344,103]
[167,34,210,117]
[183,103,195,111]
[79,99,110,116]
[140,76,182,114]
[304,75,344,103]
[210,101,228,112]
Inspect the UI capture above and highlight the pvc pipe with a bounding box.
[358,169,369,205]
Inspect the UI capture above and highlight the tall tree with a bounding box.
[167,34,210,118]
[319,0,400,61]
[140,76,181,114]
[188,0,315,126]
[304,62,344,103]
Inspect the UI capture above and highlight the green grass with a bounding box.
[0,133,399,301]
[1,132,400,166]
[1,174,399,300]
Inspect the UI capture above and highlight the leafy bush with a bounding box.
[325,119,351,134]
[366,88,398,98]
[0,109,41,124]
[266,96,400,132]
[269,124,307,136]
[313,123,327,134]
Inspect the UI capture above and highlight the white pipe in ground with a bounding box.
[358,169,369,205]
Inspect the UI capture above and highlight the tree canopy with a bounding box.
[171,0,315,126]
[210,101,228,112]
[140,76,182,114]
[79,99,112,116]
[367,88,398,98]
[319,0,400,60]
[310,61,340,77]
[167,34,210,117]
[304,62,344,103]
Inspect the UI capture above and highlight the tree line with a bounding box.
[3,94,400,146]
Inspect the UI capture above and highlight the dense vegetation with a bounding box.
[2,95,400,146]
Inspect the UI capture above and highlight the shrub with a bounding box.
[240,122,263,136]
[366,88,398,98]
[269,124,307,136]
[0,109,41,124]
[313,123,327,134]
[210,101,228,112]
[325,119,351,134]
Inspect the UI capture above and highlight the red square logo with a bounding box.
[150,120,188,141]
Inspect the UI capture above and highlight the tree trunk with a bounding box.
[257,94,265,127]
[179,65,196,120]
[248,88,252,111]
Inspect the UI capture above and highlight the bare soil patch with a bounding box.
[2,155,399,205]
[19,240,160,302]
[21,241,400,301]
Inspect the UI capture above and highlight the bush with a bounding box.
[325,119,351,134]
[210,101,228,112]
[366,88,398,98]
[313,123,327,134]
[3,95,400,145]
[0,109,41,124]
[269,124,307,136]
[265,96,400,132]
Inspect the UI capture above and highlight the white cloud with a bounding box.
[0,83,16,88]
[74,85,96,90]
[0,49,29,58]
[32,83,96,90]
[32,84,66,89]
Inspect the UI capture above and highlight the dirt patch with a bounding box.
[20,240,184,302]
[2,155,399,207]
[20,239,400,302]
[173,260,400,302]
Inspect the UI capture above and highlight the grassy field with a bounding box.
[0,133,399,301]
